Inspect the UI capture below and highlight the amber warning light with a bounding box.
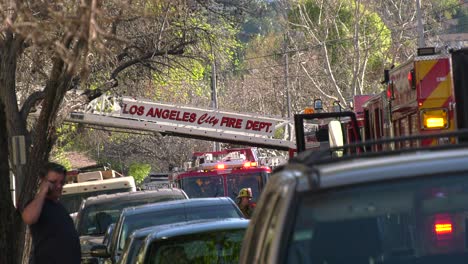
[243,162,258,168]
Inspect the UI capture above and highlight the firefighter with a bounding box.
[237,188,255,219]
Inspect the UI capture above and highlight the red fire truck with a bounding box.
[172,148,271,202]
[356,47,468,150]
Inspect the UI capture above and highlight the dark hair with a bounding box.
[39,162,67,179]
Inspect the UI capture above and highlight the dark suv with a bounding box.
[240,147,468,264]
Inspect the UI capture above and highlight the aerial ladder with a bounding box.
[66,95,296,151]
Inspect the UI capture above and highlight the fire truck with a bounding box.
[172,148,271,203]
[356,47,468,150]
[293,48,468,155]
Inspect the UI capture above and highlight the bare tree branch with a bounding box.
[20,90,45,121]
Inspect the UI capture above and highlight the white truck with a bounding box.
[61,170,136,215]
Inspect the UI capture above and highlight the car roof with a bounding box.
[82,189,186,206]
[129,219,230,240]
[146,218,249,242]
[121,197,235,216]
[292,148,468,190]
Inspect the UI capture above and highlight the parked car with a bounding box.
[240,147,468,263]
[134,219,249,264]
[118,219,234,264]
[76,189,188,263]
[91,197,244,264]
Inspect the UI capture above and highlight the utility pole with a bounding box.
[284,31,292,140]
[211,58,220,152]
[416,0,425,48]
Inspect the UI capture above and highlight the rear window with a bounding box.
[145,228,246,264]
[61,187,133,213]
[78,194,185,236]
[286,173,468,263]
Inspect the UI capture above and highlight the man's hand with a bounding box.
[39,180,53,196]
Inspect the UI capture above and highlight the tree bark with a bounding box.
[0,32,28,264]
[0,31,74,263]
[0,100,21,264]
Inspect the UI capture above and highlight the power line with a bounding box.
[219,61,306,74]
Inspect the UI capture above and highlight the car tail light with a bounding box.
[435,223,452,235]
[433,214,454,242]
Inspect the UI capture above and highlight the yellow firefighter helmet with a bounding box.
[237,188,253,199]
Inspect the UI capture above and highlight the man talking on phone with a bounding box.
[22,162,81,264]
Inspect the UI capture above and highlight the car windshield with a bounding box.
[119,205,242,251]
[180,176,224,198]
[226,172,265,202]
[78,195,184,236]
[286,172,468,264]
[146,228,245,264]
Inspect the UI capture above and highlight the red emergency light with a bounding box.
[217,164,226,170]
[433,214,454,242]
[386,83,394,100]
[408,70,416,89]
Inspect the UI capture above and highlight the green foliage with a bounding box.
[430,0,460,20]
[129,163,151,185]
[50,148,73,170]
[150,13,241,104]
[449,5,468,34]
[56,124,78,151]
[273,126,285,140]
[288,0,391,94]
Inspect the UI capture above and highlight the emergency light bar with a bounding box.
[197,159,259,171]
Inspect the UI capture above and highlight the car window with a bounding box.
[120,209,186,251]
[126,237,145,264]
[180,176,224,198]
[146,228,246,264]
[286,172,468,264]
[78,194,184,236]
[226,173,263,202]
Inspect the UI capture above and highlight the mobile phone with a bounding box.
[47,180,54,195]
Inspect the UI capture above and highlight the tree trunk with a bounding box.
[0,32,26,264]
[0,100,21,264]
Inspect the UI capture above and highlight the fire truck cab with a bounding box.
[173,148,271,203]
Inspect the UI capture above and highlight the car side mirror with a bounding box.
[90,244,111,258]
